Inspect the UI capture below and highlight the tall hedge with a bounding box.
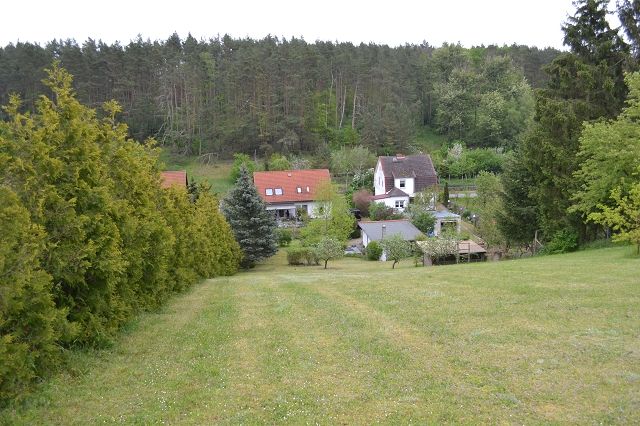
[0,63,241,404]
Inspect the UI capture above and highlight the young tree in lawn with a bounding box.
[381,234,412,269]
[315,238,344,269]
[222,165,277,268]
[301,181,355,245]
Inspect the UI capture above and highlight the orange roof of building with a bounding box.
[253,169,331,203]
[160,170,188,189]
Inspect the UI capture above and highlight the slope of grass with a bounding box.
[159,150,234,195]
[3,247,639,424]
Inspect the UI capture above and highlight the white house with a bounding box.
[253,169,331,219]
[373,154,438,210]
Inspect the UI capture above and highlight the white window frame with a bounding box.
[265,188,273,196]
[274,188,283,195]
[399,179,406,188]
[395,200,405,208]
[297,187,302,193]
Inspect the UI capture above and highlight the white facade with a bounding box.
[266,201,320,219]
[394,177,415,197]
[374,160,385,196]
[372,196,409,212]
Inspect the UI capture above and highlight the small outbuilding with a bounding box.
[358,219,424,261]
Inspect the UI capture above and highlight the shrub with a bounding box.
[286,246,319,266]
[411,211,436,235]
[369,202,403,221]
[353,189,373,217]
[276,228,293,247]
[542,229,579,254]
[366,241,383,260]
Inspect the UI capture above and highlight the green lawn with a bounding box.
[159,150,234,195]
[4,247,639,424]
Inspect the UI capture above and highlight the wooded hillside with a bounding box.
[0,37,559,156]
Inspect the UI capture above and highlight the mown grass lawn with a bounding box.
[4,247,639,424]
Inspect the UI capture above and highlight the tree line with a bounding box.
[0,35,559,157]
[0,64,242,404]
[495,0,640,250]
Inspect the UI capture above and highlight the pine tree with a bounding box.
[222,166,277,268]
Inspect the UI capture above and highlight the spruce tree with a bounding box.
[222,166,277,268]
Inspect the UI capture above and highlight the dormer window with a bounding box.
[274,188,283,195]
[265,188,273,196]
[399,179,406,188]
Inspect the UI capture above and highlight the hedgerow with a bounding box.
[0,63,241,404]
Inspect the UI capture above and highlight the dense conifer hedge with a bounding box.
[0,63,241,403]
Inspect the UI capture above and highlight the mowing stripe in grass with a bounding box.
[3,279,240,425]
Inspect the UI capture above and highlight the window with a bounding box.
[399,179,406,188]
[275,188,283,195]
[297,187,302,193]
[306,186,310,192]
[265,188,273,196]
[395,200,405,209]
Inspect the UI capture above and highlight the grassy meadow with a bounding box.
[3,247,639,424]
[159,150,234,195]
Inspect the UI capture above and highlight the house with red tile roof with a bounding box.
[160,170,188,189]
[253,169,331,219]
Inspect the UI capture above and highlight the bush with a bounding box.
[542,229,579,254]
[411,211,436,235]
[353,189,373,217]
[366,241,383,260]
[276,228,293,247]
[286,246,319,266]
[369,202,403,221]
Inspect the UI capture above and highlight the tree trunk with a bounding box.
[324,259,328,269]
[351,81,358,129]
[392,260,397,269]
[339,85,346,129]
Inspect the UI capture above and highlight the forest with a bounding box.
[1,35,559,156]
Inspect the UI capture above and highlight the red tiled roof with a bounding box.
[160,170,188,189]
[253,169,331,203]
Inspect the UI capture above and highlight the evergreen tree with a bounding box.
[503,0,632,240]
[222,166,277,268]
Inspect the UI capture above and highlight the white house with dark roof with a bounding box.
[371,154,438,212]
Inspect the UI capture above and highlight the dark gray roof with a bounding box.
[358,220,424,242]
[371,187,410,200]
[379,154,438,192]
